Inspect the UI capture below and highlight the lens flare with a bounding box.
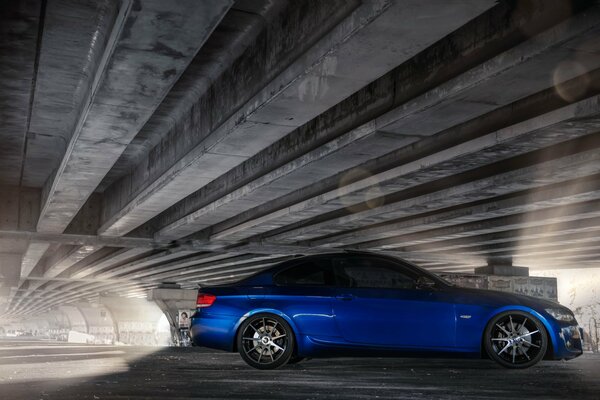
[337,168,385,213]
[553,60,590,102]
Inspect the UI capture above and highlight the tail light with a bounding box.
[197,292,216,308]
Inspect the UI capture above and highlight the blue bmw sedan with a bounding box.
[190,251,583,369]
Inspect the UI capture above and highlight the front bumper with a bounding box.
[552,324,583,360]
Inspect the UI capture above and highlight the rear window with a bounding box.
[274,260,334,286]
[335,257,416,289]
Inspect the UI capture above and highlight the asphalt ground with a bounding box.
[0,338,598,399]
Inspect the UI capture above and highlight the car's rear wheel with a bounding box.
[237,313,294,369]
[484,310,548,369]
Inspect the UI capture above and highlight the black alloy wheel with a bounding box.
[484,310,548,368]
[237,313,294,369]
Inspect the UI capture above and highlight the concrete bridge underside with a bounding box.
[1,0,600,318]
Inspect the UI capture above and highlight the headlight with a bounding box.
[545,308,576,322]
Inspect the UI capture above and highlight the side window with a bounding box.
[274,260,333,286]
[335,257,416,289]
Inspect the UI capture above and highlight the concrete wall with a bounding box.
[440,273,558,300]
[536,268,600,350]
[101,296,167,346]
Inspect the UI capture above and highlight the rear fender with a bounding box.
[232,308,301,353]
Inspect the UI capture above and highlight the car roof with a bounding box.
[230,250,448,287]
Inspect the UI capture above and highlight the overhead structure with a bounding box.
[1,0,599,318]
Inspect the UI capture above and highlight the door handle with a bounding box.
[336,294,354,301]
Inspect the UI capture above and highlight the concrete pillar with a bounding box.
[101,296,166,346]
[0,253,21,310]
[148,283,197,344]
[474,257,529,277]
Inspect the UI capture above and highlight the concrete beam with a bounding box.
[69,248,151,280]
[268,134,600,244]
[360,200,600,251]
[0,230,161,248]
[36,0,232,233]
[0,0,40,186]
[478,241,600,260]
[95,2,288,192]
[154,5,600,243]
[309,173,600,248]
[138,254,289,283]
[96,251,235,280]
[460,233,600,257]
[98,0,494,237]
[0,186,42,281]
[390,216,600,258]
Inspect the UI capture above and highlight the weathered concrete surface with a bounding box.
[3,1,600,319]
[309,175,600,247]
[36,0,232,233]
[98,0,494,237]
[23,0,119,188]
[151,4,600,242]
[0,0,40,186]
[217,97,600,244]
[0,340,598,400]
[95,1,290,192]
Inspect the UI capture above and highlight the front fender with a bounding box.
[484,305,558,356]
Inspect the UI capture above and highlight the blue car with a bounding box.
[190,251,583,369]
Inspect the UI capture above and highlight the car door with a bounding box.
[332,256,456,349]
[267,258,339,339]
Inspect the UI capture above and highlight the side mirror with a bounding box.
[415,276,437,290]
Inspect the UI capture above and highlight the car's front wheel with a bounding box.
[484,310,548,369]
[237,313,294,369]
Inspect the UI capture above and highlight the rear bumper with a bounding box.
[190,312,239,352]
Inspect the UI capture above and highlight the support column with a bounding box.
[0,253,21,311]
[474,257,529,277]
[148,283,197,344]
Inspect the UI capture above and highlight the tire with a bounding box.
[237,313,294,370]
[484,310,548,369]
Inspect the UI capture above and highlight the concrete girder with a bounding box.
[20,252,290,311]
[97,0,494,237]
[19,249,198,308]
[98,251,237,281]
[10,279,155,314]
[13,254,285,314]
[309,173,600,248]
[267,132,600,244]
[70,248,153,280]
[9,249,161,313]
[471,240,600,260]
[385,216,600,259]
[14,247,152,310]
[360,200,600,251]
[0,230,174,249]
[154,5,600,243]
[23,0,117,188]
[0,186,40,305]
[139,254,290,283]
[36,0,233,234]
[0,0,40,186]
[18,249,206,311]
[459,233,600,257]
[13,282,158,317]
[411,213,600,255]
[11,248,223,313]
[96,1,289,191]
